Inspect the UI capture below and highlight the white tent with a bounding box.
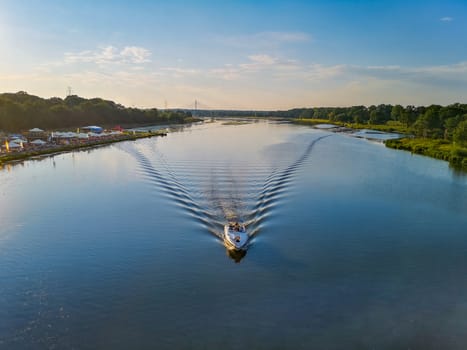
[8,141,22,148]
[31,139,47,145]
[78,133,89,139]
[58,132,77,138]
[29,128,44,132]
[11,137,27,143]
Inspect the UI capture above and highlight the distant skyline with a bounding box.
[1,0,466,110]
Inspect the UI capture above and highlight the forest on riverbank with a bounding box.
[0,92,197,132]
[2,92,466,169]
[290,104,467,169]
[291,104,467,143]
[197,103,467,169]
[197,103,467,145]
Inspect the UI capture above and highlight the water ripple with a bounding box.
[120,134,331,253]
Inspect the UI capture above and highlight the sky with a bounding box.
[0,0,466,110]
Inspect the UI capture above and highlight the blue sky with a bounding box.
[1,0,466,109]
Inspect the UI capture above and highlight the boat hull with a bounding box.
[224,225,248,250]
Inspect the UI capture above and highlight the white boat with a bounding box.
[224,223,248,250]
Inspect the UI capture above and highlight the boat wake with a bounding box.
[120,133,331,260]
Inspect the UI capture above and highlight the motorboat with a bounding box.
[224,222,248,250]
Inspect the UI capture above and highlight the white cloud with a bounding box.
[440,17,453,22]
[64,45,151,65]
[247,54,277,65]
[417,61,467,74]
[216,31,311,49]
[239,54,278,70]
[209,65,241,81]
[161,67,200,76]
[347,62,467,86]
[204,56,467,100]
[303,64,347,81]
[120,46,151,63]
[5,47,467,109]
[158,67,201,80]
[207,54,300,80]
[254,31,310,43]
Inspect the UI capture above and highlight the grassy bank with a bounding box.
[292,118,333,126]
[294,118,467,170]
[385,138,467,170]
[0,130,167,167]
[221,121,251,126]
[293,118,410,133]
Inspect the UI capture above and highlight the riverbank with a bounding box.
[293,118,410,133]
[0,130,167,167]
[294,118,467,170]
[385,138,467,170]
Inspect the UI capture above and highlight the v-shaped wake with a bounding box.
[120,133,331,254]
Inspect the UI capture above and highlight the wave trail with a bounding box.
[121,132,331,251]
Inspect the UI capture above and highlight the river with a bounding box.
[1,120,467,349]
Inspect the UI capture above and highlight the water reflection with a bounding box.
[226,248,247,263]
[450,163,467,177]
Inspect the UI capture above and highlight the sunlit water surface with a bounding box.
[1,121,467,349]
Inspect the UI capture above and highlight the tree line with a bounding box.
[197,104,467,146]
[2,92,466,146]
[0,92,194,132]
[292,104,467,145]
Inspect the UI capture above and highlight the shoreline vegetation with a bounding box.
[385,138,467,170]
[0,92,197,132]
[0,91,202,167]
[2,92,466,170]
[294,118,467,170]
[192,104,467,170]
[221,120,251,126]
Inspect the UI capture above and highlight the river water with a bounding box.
[1,120,467,349]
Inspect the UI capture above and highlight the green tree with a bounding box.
[444,116,460,140]
[391,105,404,122]
[298,109,314,119]
[400,105,417,127]
[0,92,194,132]
[350,106,369,123]
[415,106,442,138]
[453,120,467,146]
